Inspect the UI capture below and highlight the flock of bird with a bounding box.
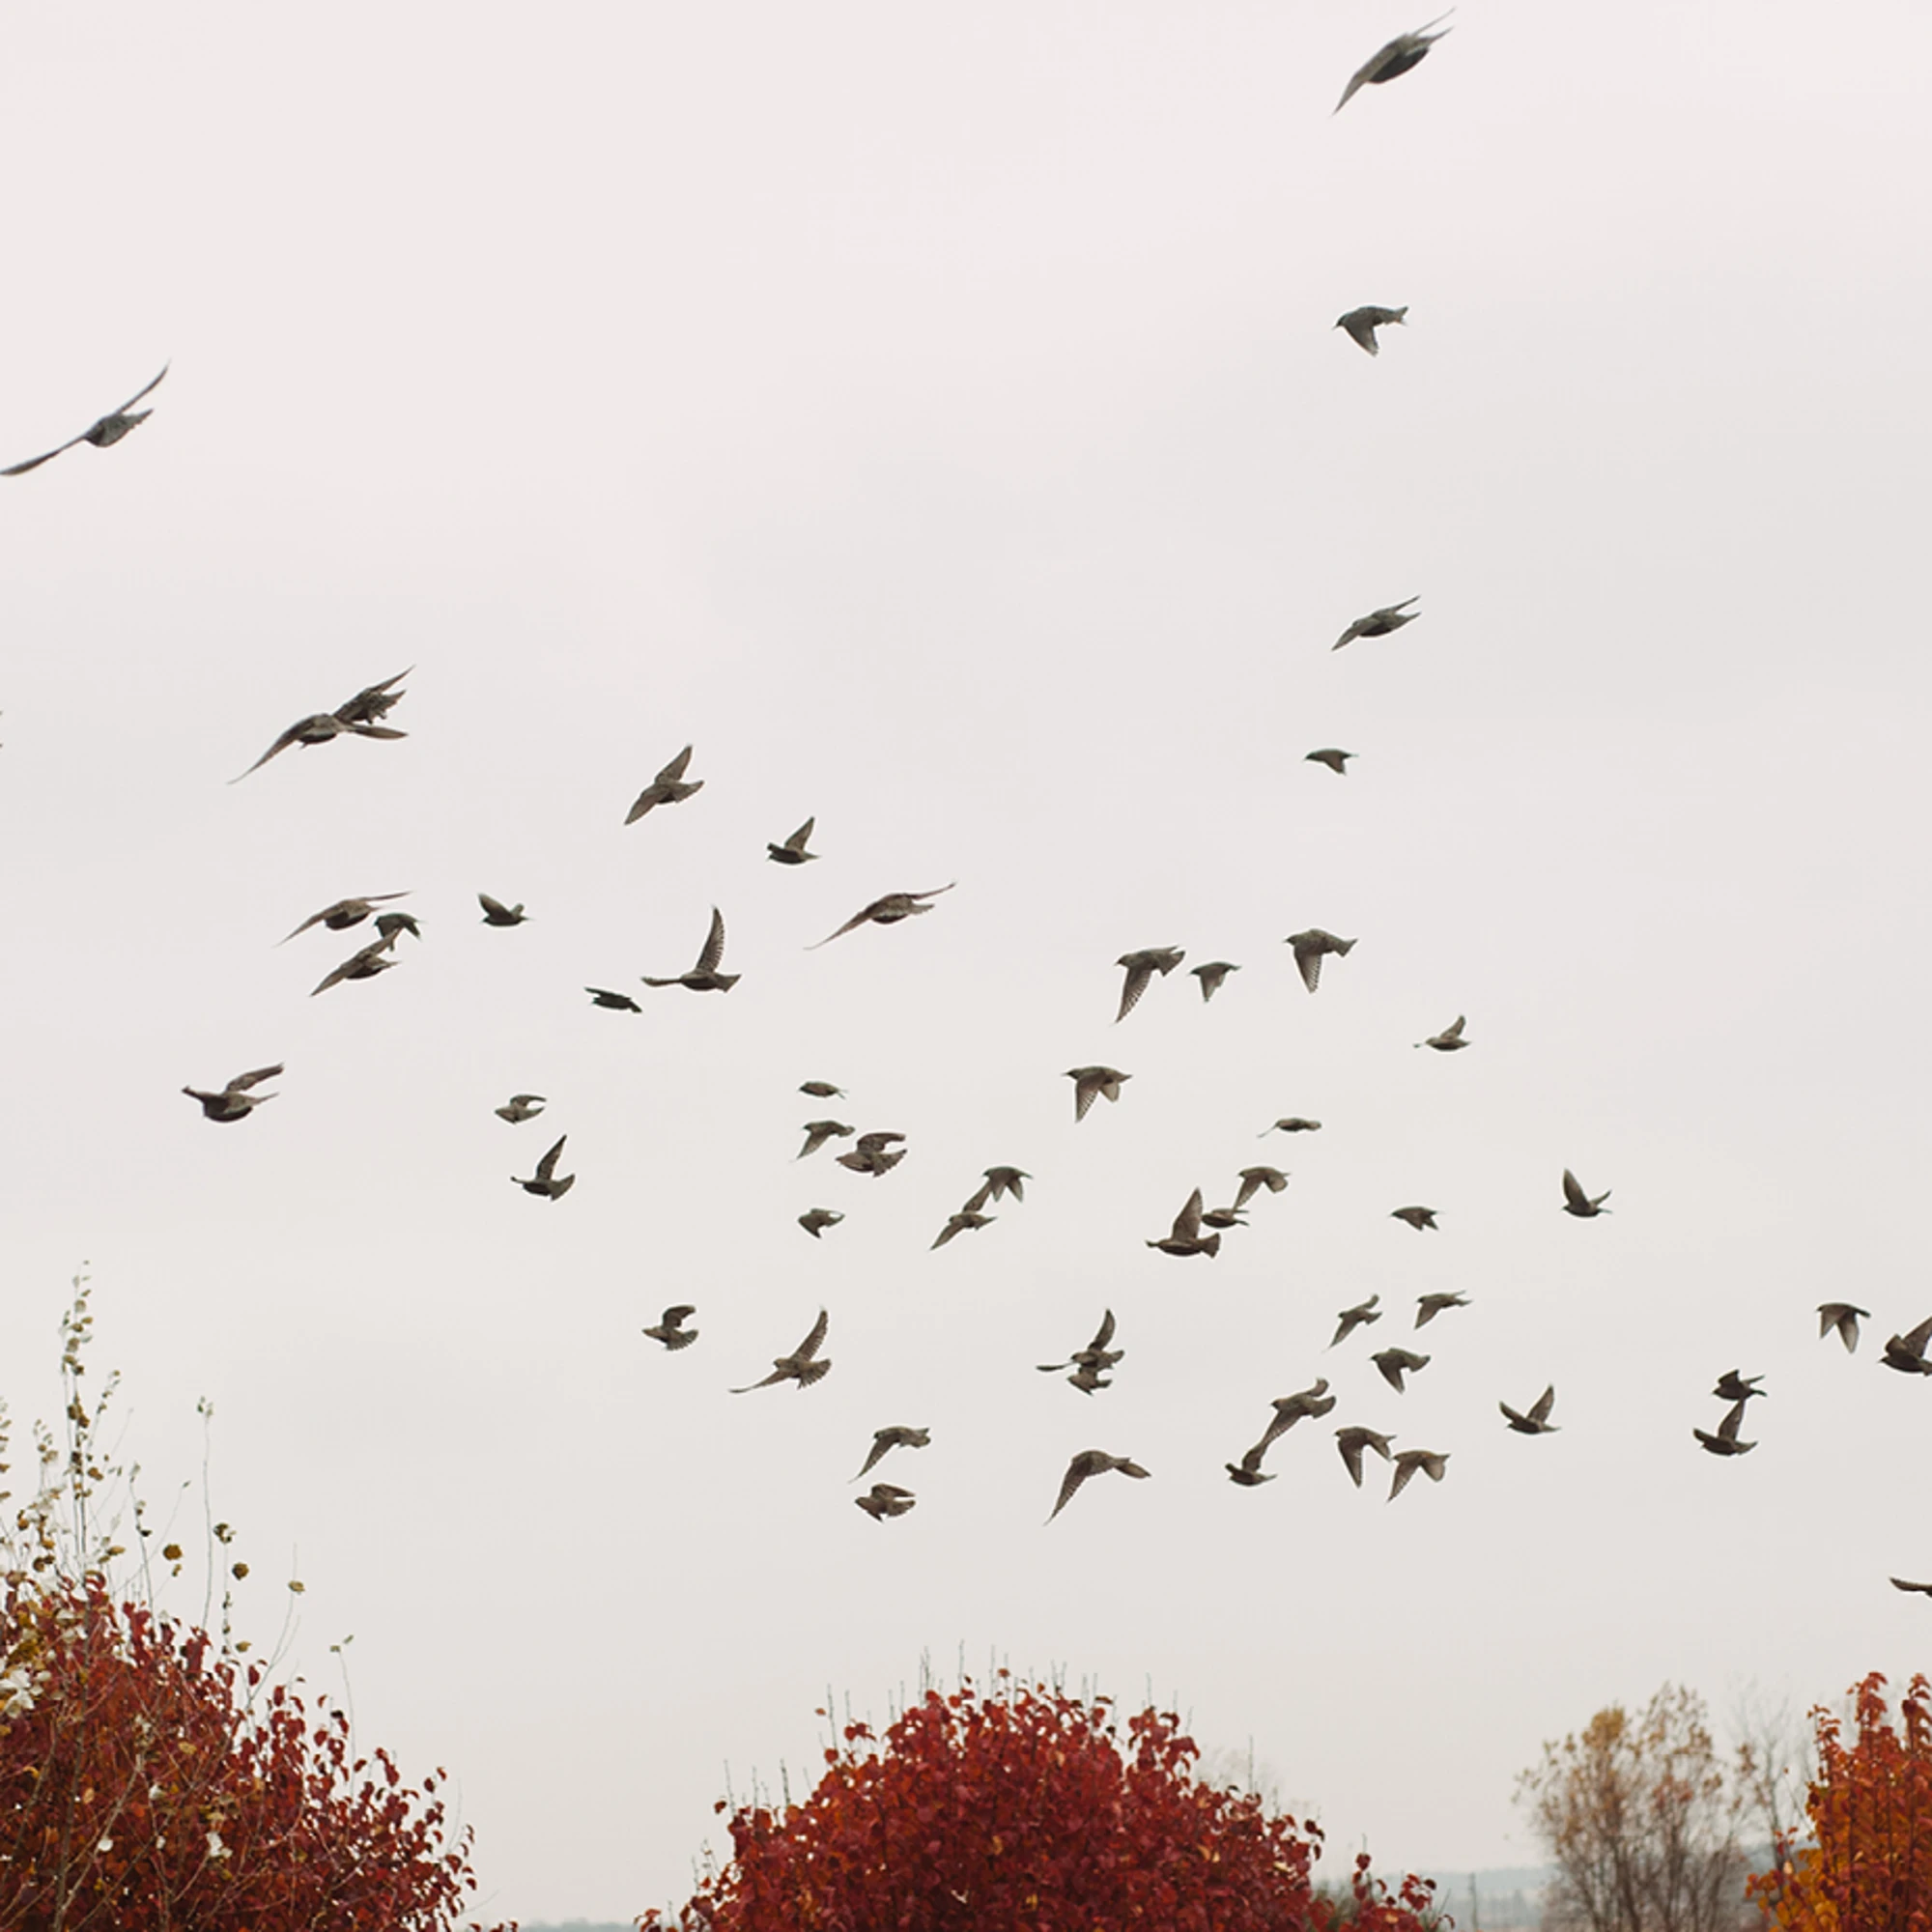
[14,15,1932,1571]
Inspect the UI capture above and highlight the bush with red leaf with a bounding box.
[641,1673,1441,1932]
[1748,1670,1932,1932]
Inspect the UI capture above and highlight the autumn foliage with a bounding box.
[641,1674,1440,1932]
[1749,1671,1932,1932]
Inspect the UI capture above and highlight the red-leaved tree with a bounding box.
[641,1673,1441,1932]
[1748,1670,1932,1932]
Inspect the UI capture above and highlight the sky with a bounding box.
[5,0,1932,1920]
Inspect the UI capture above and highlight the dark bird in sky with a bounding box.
[767,817,818,865]
[1693,1400,1756,1456]
[1046,1449,1150,1523]
[1882,1318,1932,1376]
[853,1426,930,1481]
[1066,1065,1130,1122]
[731,1309,831,1392]
[975,1166,1030,1205]
[1391,1205,1439,1232]
[1264,1117,1323,1135]
[1234,1166,1290,1210]
[808,884,955,948]
[798,1208,844,1238]
[1334,15,1453,114]
[496,1094,546,1123]
[3,362,169,476]
[1335,306,1407,355]
[1199,1204,1248,1232]
[1890,1577,1932,1598]
[1372,1347,1431,1394]
[1818,1302,1869,1352]
[310,935,400,997]
[800,1081,845,1098]
[641,1306,698,1350]
[1336,1426,1396,1489]
[279,892,411,943]
[932,1209,994,1250]
[1417,1016,1468,1052]
[855,1484,917,1521]
[797,1121,854,1159]
[512,1134,575,1201]
[1226,1442,1276,1488]
[1562,1169,1611,1217]
[1331,1296,1381,1348]
[1500,1385,1559,1435]
[1115,947,1185,1022]
[478,894,527,926]
[1415,1292,1470,1328]
[836,1129,906,1178]
[586,987,641,1012]
[183,1063,282,1122]
[641,906,739,992]
[1388,1449,1450,1500]
[230,670,411,781]
[1285,929,1356,993]
[1712,1370,1765,1405]
[1261,1378,1337,1449]
[374,911,419,945]
[1038,1310,1123,1391]
[1147,1188,1220,1259]
[625,745,703,824]
[1191,961,1239,1001]
[1331,598,1420,652]
[1305,748,1356,774]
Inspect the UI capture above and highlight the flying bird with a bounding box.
[1388,1449,1450,1501]
[1115,947,1185,1022]
[731,1309,831,1392]
[230,671,410,781]
[586,987,641,1012]
[796,1121,854,1159]
[1562,1169,1611,1217]
[800,1081,845,1098]
[1199,1203,1247,1232]
[1066,1066,1130,1122]
[625,746,703,823]
[767,817,818,866]
[478,894,527,926]
[808,884,955,949]
[1334,15,1453,114]
[1335,306,1407,355]
[836,1129,906,1178]
[278,892,411,943]
[1147,1188,1220,1259]
[931,1210,994,1250]
[1500,1385,1559,1435]
[183,1063,282,1122]
[3,362,169,476]
[855,1484,917,1521]
[1330,1295,1381,1349]
[1712,1370,1765,1405]
[1391,1206,1439,1232]
[1889,1578,1932,1598]
[976,1166,1030,1205]
[1693,1400,1756,1456]
[1818,1302,1869,1352]
[495,1094,546,1123]
[1415,1293,1470,1328]
[1371,1348,1431,1394]
[309,936,400,998]
[798,1208,844,1239]
[1285,929,1356,993]
[1263,1117,1322,1135]
[1234,1167,1290,1210]
[1190,961,1239,1001]
[1305,748,1355,775]
[1416,1016,1468,1052]
[853,1426,930,1481]
[1038,1310,1123,1391]
[1046,1449,1150,1523]
[511,1135,576,1201]
[641,906,740,992]
[374,911,419,945]
[1331,598,1420,652]
[1226,1442,1276,1488]
[1335,1426,1396,1489]
[1261,1378,1337,1449]
[1881,1318,1932,1376]
[641,1306,698,1350]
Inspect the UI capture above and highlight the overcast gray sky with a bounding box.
[7,0,1932,1919]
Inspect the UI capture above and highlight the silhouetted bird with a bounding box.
[1264,1117,1323,1135]
[977,1166,1030,1204]
[231,671,410,781]
[1148,1188,1220,1259]
[731,1309,831,1392]
[1415,1293,1470,1328]
[495,1094,545,1123]
[798,1208,843,1238]
[478,894,527,925]
[1115,947,1185,1021]
[310,936,399,997]
[1693,1401,1756,1456]
[809,884,955,948]
[625,745,703,823]
[853,1426,930,1480]
[183,1064,282,1122]
[1261,1379,1337,1449]
[1388,1449,1450,1500]
[1712,1370,1764,1404]
[1391,1206,1439,1231]
[836,1130,906,1178]
[932,1210,994,1250]
[767,818,818,865]
[1562,1169,1611,1217]
[1305,748,1355,774]
[1336,1426,1396,1488]
[1818,1302,1869,1352]
[800,1081,845,1098]
[1372,1348,1431,1394]
[1335,307,1406,355]
[1226,1443,1275,1488]
[586,987,641,1012]
[1234,1166,1290,1210]
[1066,1065,1130,1122]
[1417,1016,1468,1051]
[642,1306,698,1350]
[1191,961,1239,1001]
[1331,598,1419,651]
[1038,1311,1123,1391]
[641,906,739,992]
[280,892,411,943]
[855,1484,916,1521]
[512,1135,575,1201]
[374,911,419,945]
[1882,1318,1932,1376]
[1500,1386,1559,1435]
[3,363,169,475]
[797,1121,854,1159]
[1286,929,1356,992]
[1046,1450,1150,1523]
[1334,15,1452,114]
[1330,1295,1381,1348]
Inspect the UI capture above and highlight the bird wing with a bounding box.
[795,1308,830,1360]
[1337,1435,1366,1486]
[1890,1578,1932,1595]
[1388,1456,1419,1500]
[1116,960,1153,1022]
[807,902,884,949]
[1717,1400,1747,1441]
[1046,1457,1094,1521]
[1090,1309,1117,1352]
[1904,1316,1932,1356]
[534,1135,567,1181]
[1171,1189,1204,1241]
[854,1437,889,1479]
[1562,1169,1589,1210]
[333,668,411,724]
[696,906,727,975]
[2,364,170,475]
[1441,1015,1465,1040]
[222,1065,283,1094]
[111,363,171,416]
[229,719,320,782]
[1529,1384,1557,1425]
[655,745,695,784]
[785,817,814,850]
[479,893,511,919]
[662,1305,696,1325]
